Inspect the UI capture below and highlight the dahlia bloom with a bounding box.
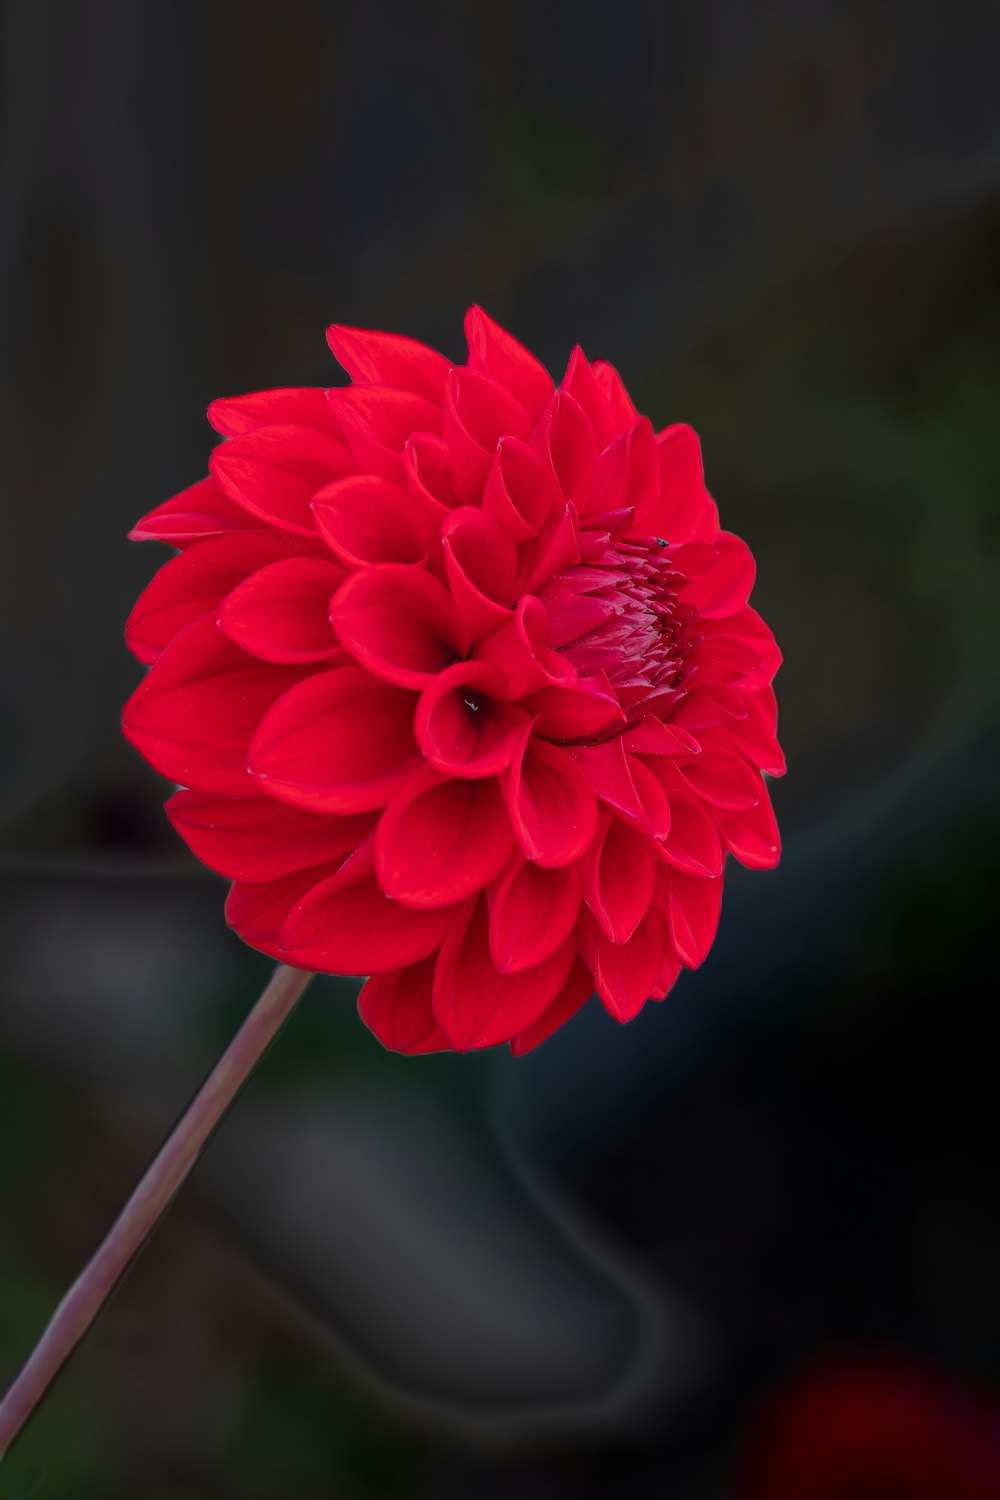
[740,1358,1000,1500]
[123,308,783,1054]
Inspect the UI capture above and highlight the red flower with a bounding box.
[123,308,783,1054]
[740,1357,1000,1500]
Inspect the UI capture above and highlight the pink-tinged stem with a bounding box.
[0,962,313,1462]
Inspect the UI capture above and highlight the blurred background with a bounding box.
[1,1,999,1495]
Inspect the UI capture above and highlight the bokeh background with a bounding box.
[2,2,999,1495]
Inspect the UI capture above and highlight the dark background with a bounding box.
[1,2,999,1495]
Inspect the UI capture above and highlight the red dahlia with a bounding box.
[123,308,783,1054]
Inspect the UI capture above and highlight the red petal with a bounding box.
[521,675,625,741]
[166,791,373,882]
[474,594,577,698]
[208,387,345,439]
[675,749,760,810]
[643,424,717,542]
[311,473,441,569]
[444,367,532,499]
[488,857,582,973]
[667,869,723,968]
[415,661,529,778]
[482,437,563,542]
[681,533,756,618]
[358,957,450,1053]
[560,346,618,449]
[650,950,682,1001]
[655,779,724,876]
[569,739,671,837]
[210,426,355,535]
[593,417,658,519]
[508,953,594,1055]
[534,392,597,511]
[539,591,620,648]
[227,864,340,962]
[219,557,345,662]
[513,507,581,597]
[622,717,701,758]
[330,385,442,482]
[576,899,669,1022]
[248,666,421,813]
[123,615,310,797]
[441,506,516,640]
[326,324,450,405]
[464,306,554,421]
[506,728,598,868]
[375,769,514,908]
[432,894,575,1050]
[712,607,782,691]
[129,475,267,548]
[126,532,296,664]
[590,360,638,429]
[581,812,656,943]
[403,431,460,512]
[280,857,464,974]
[716,686,785,776]
[330,563,467,689]
[717,778,781,869]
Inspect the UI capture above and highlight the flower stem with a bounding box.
[0,962,313,1462]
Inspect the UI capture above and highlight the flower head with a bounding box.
[123,308,783,1053]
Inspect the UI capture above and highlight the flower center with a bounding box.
[549,534,694,733]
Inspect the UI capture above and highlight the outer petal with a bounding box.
[680,533,756,618]
[590,359,638,429]
[415,661,529,779]
[210,426,356,535]
[533,391,597,512]
[375,769,514,909]
[443,367,532,499]
[464,306,554,421]
[226,862,342,962]
[488,857,582,974]
[581,812,656,943]
[654,778,724,876]
[560,346,618,449]
[219,557,345,662]
[122,615,311,798]
[432,894,575,1051]
[717,778,781,869]
[667,869,723,969]
[311,473,441,569]
[326,324,451,405]
[129,475,268,548]
[643,423,719,541]
[506,728,598,868]
[329,385,442,483]
[330,563,467,688]
[280,847,465,974]
[125,532,297,664]
[208,387,345,439]
[508,953,594,1055]
[248,667,421,813]
[166,791,374,882]
[674,749,760,810]
[576,898,669,1023]
[358,957,450,1054]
